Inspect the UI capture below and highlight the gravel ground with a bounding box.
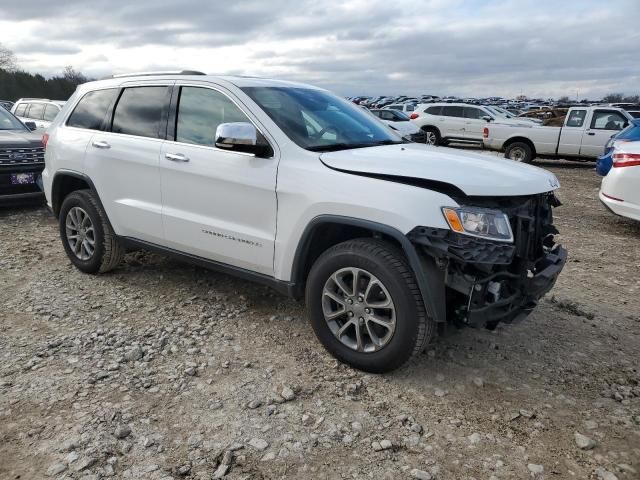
[1,156,639,480]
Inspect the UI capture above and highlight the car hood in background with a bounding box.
[320,143,560,197]
[0,130,42,146]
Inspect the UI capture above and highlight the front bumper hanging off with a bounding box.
[407,193,567,327]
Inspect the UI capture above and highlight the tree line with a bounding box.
[1,43,89,101]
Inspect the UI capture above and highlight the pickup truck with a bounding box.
[483,106,633,163]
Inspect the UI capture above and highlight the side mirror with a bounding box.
[481,116,493,122]
[24,121,37,131]
[215,122,271,156]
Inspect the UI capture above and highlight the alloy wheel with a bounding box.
[65,206,96,261]
[322,267,396,353]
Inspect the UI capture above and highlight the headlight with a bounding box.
[442,207,513,242]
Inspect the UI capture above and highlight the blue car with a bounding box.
[597,118,640,176]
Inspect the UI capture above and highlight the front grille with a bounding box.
[0,146,45,166]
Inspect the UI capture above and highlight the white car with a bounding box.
[383,103,417,114]
[599,142,640,221]
[42,71,567,373]
[369,108,423,141]
[409,102,529,146]
[11,98,66,132]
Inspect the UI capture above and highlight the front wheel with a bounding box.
[305,239,434,373]
[505,142,534,163]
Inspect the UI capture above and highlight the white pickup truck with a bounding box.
[483,106,633,163]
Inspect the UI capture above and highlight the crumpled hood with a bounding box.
[320,143,560,197]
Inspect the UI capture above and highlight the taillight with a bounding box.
[42,133,49,150]
[483,127,489,138]
[612,152,640,168]
[409,113,419,119]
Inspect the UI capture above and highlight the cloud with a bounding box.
[0,0,638,99]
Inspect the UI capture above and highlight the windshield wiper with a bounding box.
[308,139,405,152]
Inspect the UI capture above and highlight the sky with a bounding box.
[1,0,638,99]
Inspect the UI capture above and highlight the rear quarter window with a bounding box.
[14,103,27,117]
[67,89,119,130]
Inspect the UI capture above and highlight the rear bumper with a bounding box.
[599,190,640,221]
[0,166,45,205]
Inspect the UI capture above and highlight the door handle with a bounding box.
[587,132,595,136]
[165,153,189,162]
[91,140,111,149]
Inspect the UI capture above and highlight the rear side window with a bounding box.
[27,103,45,120]
[14,103,27,116]
[565,110,586,127]
[425,106,441,115]
[67,89,119,130]
[175,86,250,147]
[43,104,59,122]
[441,106,464,117]
[590,110,627,131]
[112,87,168,139]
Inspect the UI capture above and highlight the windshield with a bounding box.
[0,107,28,131]
[242,86,404,151]
[486,106,512,119]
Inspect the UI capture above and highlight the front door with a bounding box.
[580,109,628,158]
[463,106,489,141]
[159,85,278,276]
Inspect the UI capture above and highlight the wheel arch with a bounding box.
[290,215,444,322]
[51,170,105,220]
[503,136,536,157]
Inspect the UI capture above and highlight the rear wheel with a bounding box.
[59,190,124,274]
[306,239,434,373]
[423,127,440,146]
[505,141,534,163]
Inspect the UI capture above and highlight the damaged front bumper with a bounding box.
[408,193,567,327]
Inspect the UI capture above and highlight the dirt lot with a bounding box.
[1,156,639,480]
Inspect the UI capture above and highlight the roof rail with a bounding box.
[112,70,206,78]
[16,98,51,101]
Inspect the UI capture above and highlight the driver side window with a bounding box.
[176,87,250,147]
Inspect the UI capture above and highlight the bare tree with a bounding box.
[602,93,624,103]
[63,66,88,86]
[0,43,17,71]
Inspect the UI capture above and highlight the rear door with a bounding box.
[439,106,465,140]
[159,83,278,275]
[463,106,489,141]
[86,83,171,244]
[579,110,628,157]
[557,109,587,156]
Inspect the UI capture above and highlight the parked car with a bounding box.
[43,71,566,373]
[483,106,633,163]
[599,142,640,221]
[1,100,14,111]
[625,109,640,119]
[518,108,568,124]
[409,103,532,146]
[0,106,45,204]
[369,109,424,141]
[11,98,66,132]
[382,103,417,114]
[596,119,640,176]
[486,106,542,124]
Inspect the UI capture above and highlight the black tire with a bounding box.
[305,238,434,373]
[505,141,534,163]
[422,127,441,146]
[59,189,124,274]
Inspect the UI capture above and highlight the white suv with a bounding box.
[43,72,567,372]
[409,102,530,146]
[11,98,65,132]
